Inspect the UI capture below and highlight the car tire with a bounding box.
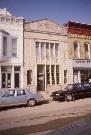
[65,93,74,102]
[27,99,36,107]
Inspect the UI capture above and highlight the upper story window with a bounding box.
[12,38,17,57]
[64,70,67,84]
[36,42,39,57]
[84,43,90,59]
[46,43,49,60]
[41,42,45,59]
[3,36,7,56]
[50,43,54,58]
[55,43,59,60]
[73,42,80,59]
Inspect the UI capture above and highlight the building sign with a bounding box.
[72,59,91,68]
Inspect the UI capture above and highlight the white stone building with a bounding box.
[24,19,68,92]
[0,8,24,90]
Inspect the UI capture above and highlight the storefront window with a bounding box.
[56,65,59,84]
[46,65,50,85]
[51,65,55,84]
[64,70,67,84]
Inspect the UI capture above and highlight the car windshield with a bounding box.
[64,84,73,90]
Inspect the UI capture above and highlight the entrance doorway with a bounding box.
[14,73,19,88]
[37,65,45,91]
[2,73,11,88]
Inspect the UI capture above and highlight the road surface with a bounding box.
[0,98,91,134]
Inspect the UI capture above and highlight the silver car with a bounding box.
[0,89,44,107]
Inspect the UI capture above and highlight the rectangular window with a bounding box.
[55,43,59,57]
[46,43,49,60]
[50,43,54,58]
[51,65,55,84]
[12,38,17,57]
[46,65,50,85]
[27,70,32,85]
[36,42,39,56]
[64,70,67,84]
[41,42,45,59]
[3,36,7,56]
[56,65,59,84]
[17,90,26,96]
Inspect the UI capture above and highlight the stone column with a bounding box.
[0,66,1,88]
[44,43,47,91]
[49,43,52,85]
[78,70,81,83]
[11,66,14,88]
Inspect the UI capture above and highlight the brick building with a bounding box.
[65,21,91,84]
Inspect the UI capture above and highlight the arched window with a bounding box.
[73,42,80,58]
[84,43,90,59]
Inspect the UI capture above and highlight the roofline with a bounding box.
[65,20,91,27]
[24,18,65,28]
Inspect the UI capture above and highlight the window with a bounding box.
[27,70,32,85]
[12,38,17,57]
[55,43,59,58]
[46,65,50,85]
[64,70,67,84]
[74,42,79,58]
[50,43,54,58]
[3,90,15,97]
[56,65,59,84]
[84,43,90,59]
[36,42,39,57]
[51,65,55,84]
[41,42,45,59]
[46,43,49,59]
[3,36,7,56]
[17,90,26,96]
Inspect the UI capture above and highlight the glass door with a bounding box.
[2,73,11,88]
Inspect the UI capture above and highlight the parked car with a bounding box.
[0,89,44,108]
[51,83,91,102]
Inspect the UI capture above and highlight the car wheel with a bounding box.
[27,99,36,107]
[65,93,74,102]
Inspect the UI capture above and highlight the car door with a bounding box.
[83,83,91,97]
[72,84,85,98]
[14,89,27,105]
[0,90,15,107]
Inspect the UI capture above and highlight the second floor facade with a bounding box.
[65,21,91,60]
[0,8,24,65]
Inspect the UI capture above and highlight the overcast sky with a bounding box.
[0,0,91,24]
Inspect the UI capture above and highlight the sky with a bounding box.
[0,0,91,25]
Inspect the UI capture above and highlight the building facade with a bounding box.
[24,19,68,92]
[65,21,91,84]
[0,8,24,90]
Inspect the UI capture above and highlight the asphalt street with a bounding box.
[0,98,91,135]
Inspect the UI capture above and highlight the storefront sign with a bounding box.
[75,60,91,64]
[72,59,91,68]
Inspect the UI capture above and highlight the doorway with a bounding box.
[2,73,11,88]
[14,73,20,88]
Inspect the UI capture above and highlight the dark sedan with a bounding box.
[51,83,91,101]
